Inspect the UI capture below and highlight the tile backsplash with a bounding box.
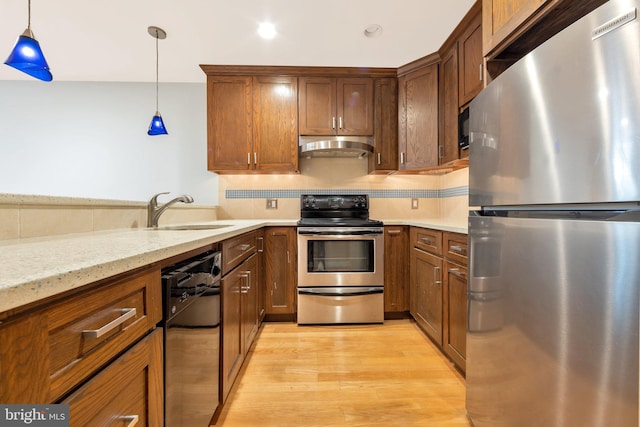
[217,157,469,224]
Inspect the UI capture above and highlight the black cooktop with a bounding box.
[297,194,383,227]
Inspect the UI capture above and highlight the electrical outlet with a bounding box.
[411,198,419,209]
[266,198,278,209]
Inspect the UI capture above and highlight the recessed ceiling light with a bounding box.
[364,24,383,38]
[258,22,277,39]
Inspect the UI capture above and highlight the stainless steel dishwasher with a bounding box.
[161,250,221,427]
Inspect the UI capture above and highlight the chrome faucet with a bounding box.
[147,192,194,228]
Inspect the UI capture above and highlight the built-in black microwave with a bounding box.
[458,107,470,150]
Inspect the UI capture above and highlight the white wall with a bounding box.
[0,81,218,205]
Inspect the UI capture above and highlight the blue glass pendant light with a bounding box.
[147,26,168,136]
[4,0,52,81]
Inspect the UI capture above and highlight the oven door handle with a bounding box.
[297,228,383,236]
[298,287,384,297]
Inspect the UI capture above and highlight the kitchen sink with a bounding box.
[154,224,232,231]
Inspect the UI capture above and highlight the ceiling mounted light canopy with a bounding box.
[147,25,168,136]
[4,0,52,81]
[364,24,383,38]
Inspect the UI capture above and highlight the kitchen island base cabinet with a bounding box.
[0,267,162,405]
[62,328,163,427]
[221,230,260,403]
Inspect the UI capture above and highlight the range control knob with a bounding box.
[303,196,316,208]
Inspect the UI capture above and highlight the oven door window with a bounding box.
[307,239,374,273]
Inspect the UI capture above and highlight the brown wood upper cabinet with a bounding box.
[458,6,483,106]
[439,1,482,164]
[299,77,374,136]
[398,58,439,171]
[206,75,298,173]
[369,78,399,174]
[483,0,607,78]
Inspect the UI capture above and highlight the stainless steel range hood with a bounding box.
[299,136,374,159]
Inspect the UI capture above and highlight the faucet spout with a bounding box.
[147,192,194,228]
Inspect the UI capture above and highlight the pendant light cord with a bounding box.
[27,0,31,30]
[155,30,159,113]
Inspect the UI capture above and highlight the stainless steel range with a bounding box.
[297,194,384,324]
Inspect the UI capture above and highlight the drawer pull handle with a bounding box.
[450,245,466,254]
[120,415,139,427]
[420,237,433,246]
[257,236,264,253]
[238,244,251,251]
[83,308,137,339]
[387,230,401,235]
[434,266,441,286]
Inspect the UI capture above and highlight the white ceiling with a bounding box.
[0,0,476,83]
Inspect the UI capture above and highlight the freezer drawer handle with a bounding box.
[82,308,137,339]
[298,288,383,297]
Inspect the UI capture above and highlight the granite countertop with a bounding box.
[0,218,466,316]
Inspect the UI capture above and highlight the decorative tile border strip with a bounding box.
[226,186,468,199]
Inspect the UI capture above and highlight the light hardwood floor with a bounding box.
[214,319,470,427]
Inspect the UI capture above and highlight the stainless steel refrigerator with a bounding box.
[467,1,640,425]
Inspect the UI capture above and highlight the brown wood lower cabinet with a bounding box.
[62,328,163,427]
[410,246,443,346]
[410,227,468,373]
[221,252,259,403]
[264,227,297,319]
[384,226,409,316]
[443,261,467,371]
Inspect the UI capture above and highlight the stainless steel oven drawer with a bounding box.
[297,287,384,324]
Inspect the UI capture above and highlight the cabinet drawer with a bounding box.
[411,227,443,256]
[48,268,162,401]
[62,328,163,427]
[222,231,258,275]
[443,232,468,265]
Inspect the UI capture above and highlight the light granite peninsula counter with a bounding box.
[0,220,295,316]
[0,218,466,317]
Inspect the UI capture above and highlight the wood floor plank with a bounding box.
[214,319,470,427]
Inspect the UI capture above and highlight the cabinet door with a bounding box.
[252,76,299,172]
[241,255,259,355]
[207,76,253,172]
[264,227,297,315]
[459,10,483,106]
[256,229,265,322]
[299,77,336,135]
[62,328,163,427]
[439,45,460,165]
[384,226,409,313]
[410,248,443,345]
[369,78,398,173]
[443,261,467,372]
[337,78,374,135]
[221,267,243,402]
[398,64,439,170]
